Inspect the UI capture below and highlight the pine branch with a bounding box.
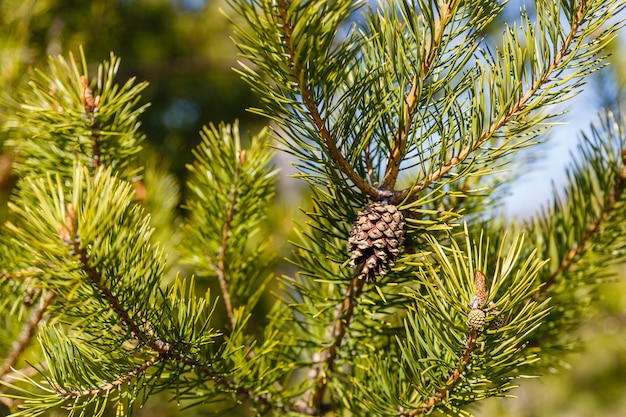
[393,0,610,203]
[0,167,230,415]
[403,271,493,416]
[215,165,242,330]
[50,351,166,400]
[181,122,277,322]
[7,50,148,182]
[382,0,458,189]
[405,328,481,417]
[2,2,625,415]
[0,291,55,379]
[511,111,626,360]
[273,0,380,200]
[66,229,172,355]
[348,230,548,416]
[0,52,152,410]
[540,151,626,295]
[306,273,365,413]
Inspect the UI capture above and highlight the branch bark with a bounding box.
[62,207,171,355]
[52,352,166,399]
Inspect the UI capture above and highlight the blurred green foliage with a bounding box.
[0,0,265,178]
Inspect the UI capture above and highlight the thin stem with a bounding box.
[53,352,166,399]
[274,0,381,200]
[207,149,247,330]
[382,0,458,189]
[0,291,56,378]
[80,75,101,170]
[403,328,480,416]
[67,230,171,355]
[537,153,626,297]
[392,0,589,204]
[215,182,238,330]
[305,272,366,413]
[364,141,376,185]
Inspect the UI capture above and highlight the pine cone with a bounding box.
[467,308,486,331]
[488,303,505,330]
[348,202,405,282]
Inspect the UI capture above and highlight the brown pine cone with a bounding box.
[348,202,405,282]
[488,303,505,330]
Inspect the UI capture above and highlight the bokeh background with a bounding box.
[1,0,625,416]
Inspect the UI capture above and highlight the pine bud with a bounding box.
[80,75,97,114]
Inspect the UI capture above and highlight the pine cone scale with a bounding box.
[348,202,405,282]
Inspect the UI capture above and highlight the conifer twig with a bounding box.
[382,0,458,189]
[80,75,101,170]
[177,353,306,415]
[537,151,626,297]
[0,152,15,189]
[61,205,171,355]
[401,271,490,416]
[0,291,56,378]
[273,0,380,200]
[305,272,366,413]
[364,142,376,185]
[52,351,166,399]
[72,241,171,353]
[402,328,480,416]
[392,0,590,204]
[58,203,269,409]
[214,182,239,330]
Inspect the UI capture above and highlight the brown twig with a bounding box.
[273,0,381,200]
[60,205,171,355]
[402,328,480,416]
[203,150,247,330]
[0,152,15,189]
[400,271,498,416]
[391,0,590,205]
[0,291,56,378]
[215,182,239,330]
[53,351,166,399]
[383,0,459,190]
[364,142,377,185]
[68,212,293,412]
[305,273,366,414]
[537,152,626,297]
[56,197,291,413]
